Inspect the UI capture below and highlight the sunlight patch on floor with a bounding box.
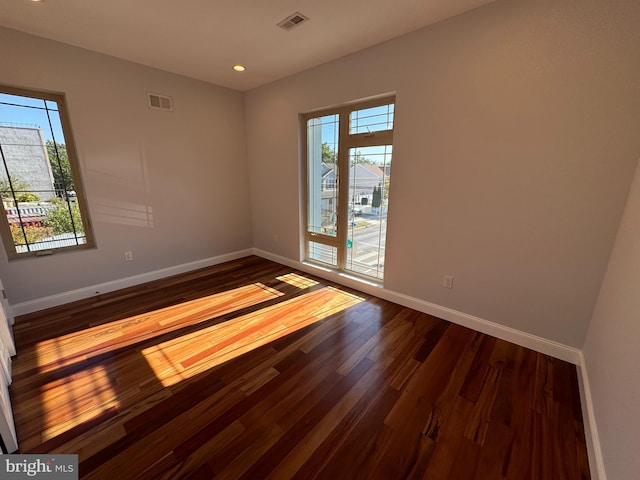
[142,286,364,387]
[40,363,119,443]
[31,283,283,373]
[276,273,320,289]
[25,277,362,444]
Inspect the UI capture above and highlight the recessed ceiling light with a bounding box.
[233,65,246,72]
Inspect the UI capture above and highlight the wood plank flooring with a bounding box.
[9,255,591,479]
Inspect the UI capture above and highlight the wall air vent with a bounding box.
[148,93,173,112]
[277,12,309,31]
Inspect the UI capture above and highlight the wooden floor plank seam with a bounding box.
[9,256,591,479]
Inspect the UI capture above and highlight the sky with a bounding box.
[317,103,395,165]
[0,92,65,143]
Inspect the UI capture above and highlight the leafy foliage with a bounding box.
[10,224,52,246]
[45,198,84,235]
[350,150,371,165]
[0,176,40,202]
[17,192,40,202]
[372,185,382,208]
[47,141,74,192]
[322,143,336,164]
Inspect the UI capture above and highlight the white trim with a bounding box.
[253,248,582,364]
[576,352,607,480]
[255,248,603,478]
[0,377,17,452]
[11,249,253,316]
[5,248,603,477]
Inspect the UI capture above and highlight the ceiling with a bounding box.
[0,0,497,91]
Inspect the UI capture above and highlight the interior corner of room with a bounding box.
[0,0,639,478]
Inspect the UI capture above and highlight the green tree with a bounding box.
[0,176,39,202]
[372,185,382,208]
[45,198,84,235]
[10,224,51,246]
[322,143,336,164]
[350,150,372,166]
[47,141,74,192]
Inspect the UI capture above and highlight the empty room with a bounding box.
[0,0,638,478]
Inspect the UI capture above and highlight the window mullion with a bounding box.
[303,96,394,280]
[0,143,25,253]
[0,84,95,258]
[336,110,350,270]
[344,131,393,149]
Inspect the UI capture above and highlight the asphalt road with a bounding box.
[347,214,387,277]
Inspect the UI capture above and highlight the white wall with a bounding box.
[245,0,640,347]
[0,27,253,304]
[583,158,640,480]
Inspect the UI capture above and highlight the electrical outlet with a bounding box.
[124,250,133,262]
[443,275,453,289]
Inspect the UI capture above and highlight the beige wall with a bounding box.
[1,0,639,350]
[0,27,252,304]
[583,158,640,480]
[245,0,640,347]
[1,1,639,475]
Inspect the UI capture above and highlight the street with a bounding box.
[346,212,387,279]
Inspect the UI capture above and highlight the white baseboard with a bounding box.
[577,353,607,480]
[12,247,581,363]
[253,248,582,364]
[11,249,253,316]
[255,248,604,479]
[6,247,603,479]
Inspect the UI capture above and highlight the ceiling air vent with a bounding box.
[277,12,309,31]
[148,93,173,112]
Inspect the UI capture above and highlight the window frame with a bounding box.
[301,95,395,281]
[0,84,95,259]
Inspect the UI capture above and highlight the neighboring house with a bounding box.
[350,163,387,204]
[4,204,47,228]
[0,125,56,204]
[318,162,388,230]
[320,163,336,192]
[321,162,388,204]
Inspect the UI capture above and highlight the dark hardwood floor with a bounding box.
[9,255,591,479]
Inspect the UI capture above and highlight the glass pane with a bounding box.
[0,92,86,253]
[0,93,45,109]
[45,100,60,111]
[349,103,394,135]
[345,145,392,280]
[308,241,337,267]
[0,93,65,143]
[307,114,338,236]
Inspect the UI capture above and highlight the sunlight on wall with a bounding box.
[85,143,152,194]
[92,197,155,228]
